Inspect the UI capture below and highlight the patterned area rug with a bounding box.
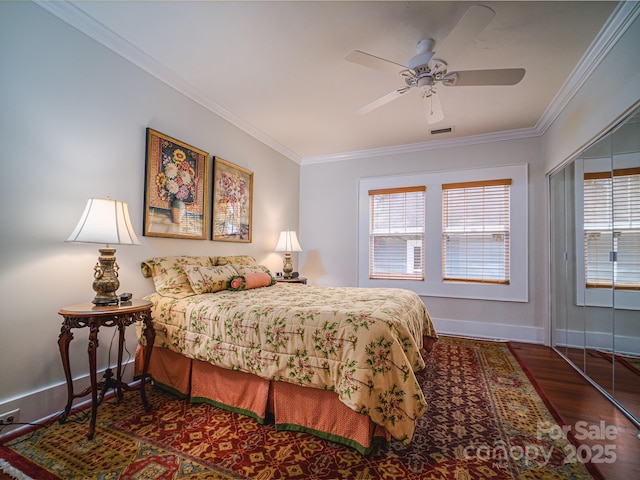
[0,336,602,479]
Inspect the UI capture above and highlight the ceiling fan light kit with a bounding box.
[345,4,525,126]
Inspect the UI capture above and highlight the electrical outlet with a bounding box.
[0,408,20,425]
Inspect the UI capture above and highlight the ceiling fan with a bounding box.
[345,5,525,124]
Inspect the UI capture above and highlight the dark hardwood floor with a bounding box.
[563,346,640,420]
[1,342,638,480]
[511,342,640,480]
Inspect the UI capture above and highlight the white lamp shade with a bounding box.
[274,230,302,252]
[66,198,141,245]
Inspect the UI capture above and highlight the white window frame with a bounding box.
[575,156,640,310]
[442,179,512,285]
[368,186,426,281]
[358,164,528,302]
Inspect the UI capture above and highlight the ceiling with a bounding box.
[40,1,626,163]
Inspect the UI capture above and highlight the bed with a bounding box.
[135,255,438,454]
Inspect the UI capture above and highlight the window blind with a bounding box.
[369,186,425,280]
[583,168,640,290]
[442,179,511,284]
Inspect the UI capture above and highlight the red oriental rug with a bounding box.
[0,336,603,479]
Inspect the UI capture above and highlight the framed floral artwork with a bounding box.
[212,157,253,242]
[143,128,209,239]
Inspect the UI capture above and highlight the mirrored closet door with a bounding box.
[550,104,640,427]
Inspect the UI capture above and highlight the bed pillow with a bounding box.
[141,256,215,298]
[232,264,276,283]
[216,255,258,267]
[184,264,238,294]
[228,272,275,291]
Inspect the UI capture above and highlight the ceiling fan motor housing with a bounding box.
[407,52,435,70]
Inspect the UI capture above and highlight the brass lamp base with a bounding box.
[92,247,120,306]
[282,252,293,279]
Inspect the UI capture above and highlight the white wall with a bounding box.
[1,1,638,434]
[542,13,640,173]
[300,137,548,343]
[299,11,640,347]
[0,2,299,431]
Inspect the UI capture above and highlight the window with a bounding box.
[368,186,425,280]
[442,179,511,284]
[358,164,527,302]
[583,168,640,290]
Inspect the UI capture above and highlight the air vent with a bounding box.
[430,126,454,135]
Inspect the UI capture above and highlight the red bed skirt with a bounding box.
[135,345,390,454]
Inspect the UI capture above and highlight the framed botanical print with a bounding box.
[212,157,253,242]
[143,128,209,239]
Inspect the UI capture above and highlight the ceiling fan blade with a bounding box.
[345,50,408,76]
[445,68,526,86]
[436,5,495,61]
[424,91,444,124]
[356,87,411,115]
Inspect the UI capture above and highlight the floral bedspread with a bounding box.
[143,283,437,444]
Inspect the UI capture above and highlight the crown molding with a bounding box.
[300,127,539,165]
[35,0,637,166]
[34,0,302,164]
[304,1,640,165]
[535,1,640,136]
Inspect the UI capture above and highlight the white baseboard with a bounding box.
[432,317,545,344]
[0,361,135,441]
[553,329,640,356]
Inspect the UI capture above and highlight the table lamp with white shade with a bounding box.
[66,198,141,305]
[274,230,302,279]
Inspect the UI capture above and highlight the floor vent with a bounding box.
[430,126,454,135]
